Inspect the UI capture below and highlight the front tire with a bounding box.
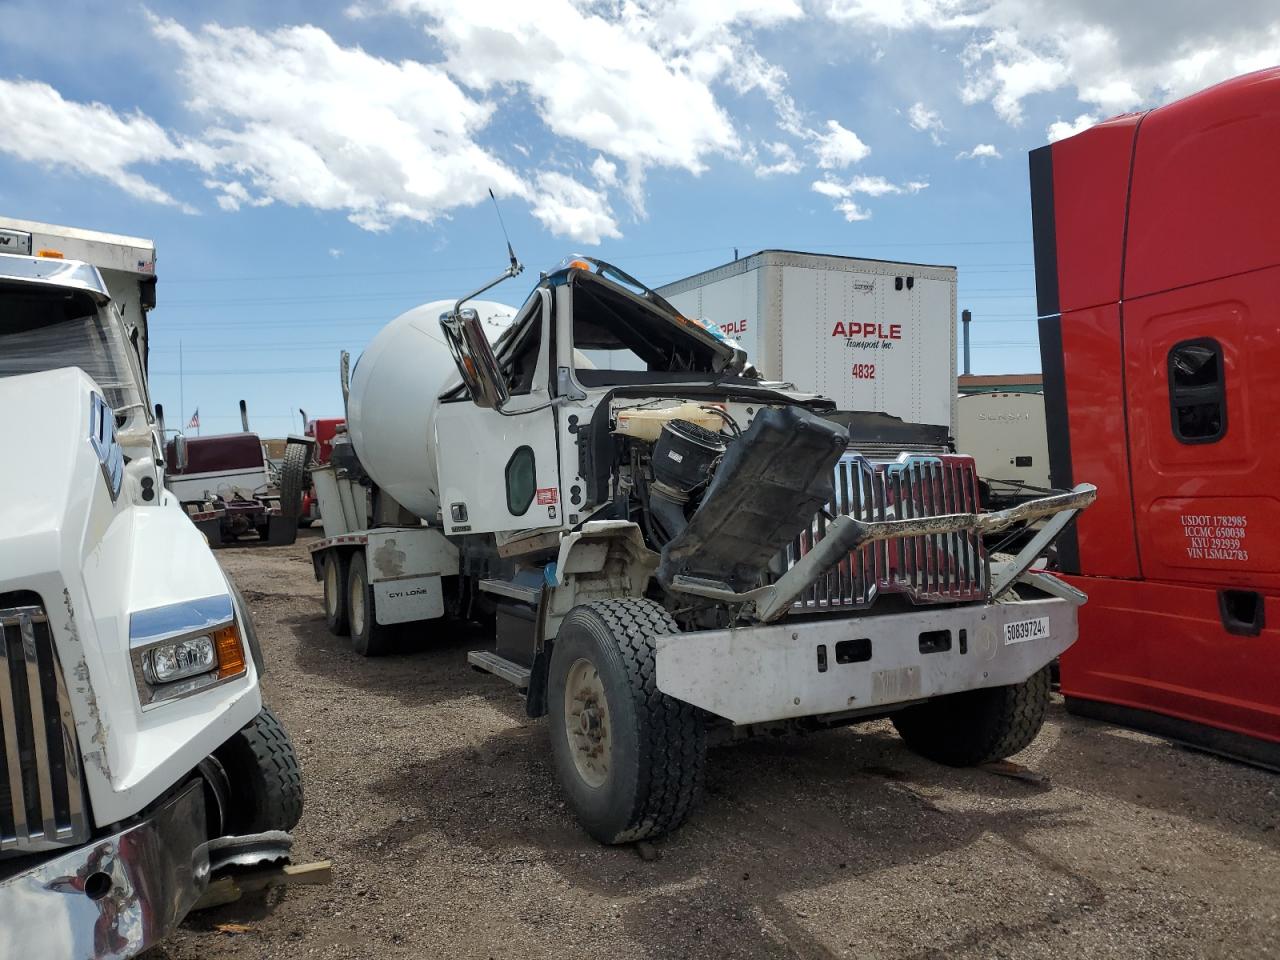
[347,553,394,656]
[213,706,303,833]
[322,551,349,636]
[548,598,706,844]
[892,665,1052,766]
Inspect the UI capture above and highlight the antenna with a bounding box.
[489,188,518,270]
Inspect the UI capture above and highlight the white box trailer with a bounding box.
[657,249,958,432]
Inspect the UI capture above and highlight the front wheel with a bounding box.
[548,598,706,844]
[892,665,1052,766]
[213,706,303,833]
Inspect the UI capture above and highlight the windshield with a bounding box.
[0,283,144,414]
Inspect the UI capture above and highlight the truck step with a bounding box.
[467,650,532,689]
[478,578,542,604]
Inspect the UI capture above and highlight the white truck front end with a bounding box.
[0,251,296,958]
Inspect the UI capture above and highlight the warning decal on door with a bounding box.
[536,487,558,505]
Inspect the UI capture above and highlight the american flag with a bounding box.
[187,409,200,430]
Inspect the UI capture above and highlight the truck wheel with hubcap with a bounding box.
[213,705,303,833]
[891,665,1051,766]
[347,552,394,656]
[322,551,350,636]
[548,598,706,844]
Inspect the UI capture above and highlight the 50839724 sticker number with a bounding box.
[1003,617,1049,645]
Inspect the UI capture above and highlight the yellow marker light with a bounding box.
[36,248,65,259]
[213,623,248,680]
[567,259,591,271]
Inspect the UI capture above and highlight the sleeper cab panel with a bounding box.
[1046,115,1140,315]
[1125,67,1280,300]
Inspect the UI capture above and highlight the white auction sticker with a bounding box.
[1003,617,1049,645]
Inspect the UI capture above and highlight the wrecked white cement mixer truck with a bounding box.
[309,254,1095,844]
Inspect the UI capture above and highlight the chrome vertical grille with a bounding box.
[780,453,988,611]
[0,601,88,852]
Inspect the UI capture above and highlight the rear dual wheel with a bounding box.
[346,553,394,657]
[322,552,349,636]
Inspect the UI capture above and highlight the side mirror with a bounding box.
[439,307,509,410]
[172,433,189,472]
[154,403,167,438]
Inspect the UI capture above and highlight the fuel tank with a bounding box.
[346,298,515,520]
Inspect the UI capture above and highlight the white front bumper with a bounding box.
[655,596,1076,725]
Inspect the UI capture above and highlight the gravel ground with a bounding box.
[149,532,1280,960]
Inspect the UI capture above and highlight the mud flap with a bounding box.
[657,406,848,592]
[266,514,299,546]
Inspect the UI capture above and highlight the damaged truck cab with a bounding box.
[313,255,1094,844]
[0,241,301,958]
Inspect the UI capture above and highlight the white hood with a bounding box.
[0,367,119,583]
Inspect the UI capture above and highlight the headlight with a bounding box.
[143,634,216,683]
[130,596,249,707]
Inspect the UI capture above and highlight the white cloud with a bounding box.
[812,120,871,168]
[825,0,979,30]
[1046,113,1098,142]
[812,173,927,219]
[529,171,621,245]
[750,141,803,177]
[151,17,525,231]
[835,199,873,222]
[0,79,197,211]
[824,1,1280,127]
[907,101,946,144]
[590,155,619,188]
[956,142,1001,160]
[814,175,929,197]
[329,248,344,258]
[371,0,806,215]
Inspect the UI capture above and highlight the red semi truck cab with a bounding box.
[1032,67,1280,767]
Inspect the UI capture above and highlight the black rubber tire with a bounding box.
[278,442,309,521]
[892,665,1052,767]
[548,598,706,845]
[347,553,394,656]
[322,551,350,636]
[213,705,303,833]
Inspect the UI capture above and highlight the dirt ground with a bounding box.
[149,532,1279,960]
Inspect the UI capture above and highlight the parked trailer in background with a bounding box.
[1033,67,1280,769]
[657,250,958,431]
[955,391,1050,508]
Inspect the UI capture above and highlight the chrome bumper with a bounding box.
[0,781,208,960]
[655,594,1077,725]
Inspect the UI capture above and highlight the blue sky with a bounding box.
[2,0,1275,436]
